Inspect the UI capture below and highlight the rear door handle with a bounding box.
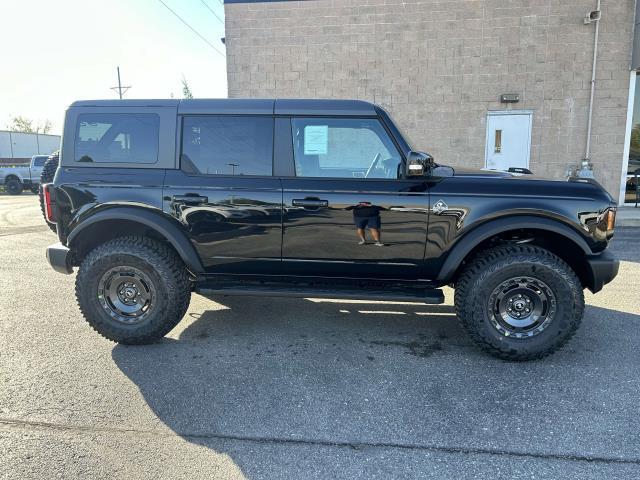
[292,198,329,208]
[172,194,208,204]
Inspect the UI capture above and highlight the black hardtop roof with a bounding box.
[69,98,379,116]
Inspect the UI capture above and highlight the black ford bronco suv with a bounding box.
[44,99,619,360]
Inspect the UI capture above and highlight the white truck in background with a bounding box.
[0,155,49,194]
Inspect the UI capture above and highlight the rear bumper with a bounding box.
[585,250,619,293]
[46,242,73,274]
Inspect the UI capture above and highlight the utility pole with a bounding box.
[110,66,131,99]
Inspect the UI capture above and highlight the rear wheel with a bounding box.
[75,237,191,344]
[5,178,22,195]
[454,244,584,361]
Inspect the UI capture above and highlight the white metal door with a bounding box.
[485,111,532,171]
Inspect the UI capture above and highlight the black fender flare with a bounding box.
[436,215,592,283]
[67,206,205,274]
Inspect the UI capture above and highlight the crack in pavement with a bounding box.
[1,417,638,466]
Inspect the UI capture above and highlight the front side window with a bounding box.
[181,116,273,176]
[291,118,402,179]
[75,113,159,164]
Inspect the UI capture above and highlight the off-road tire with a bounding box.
[39,154,59,232]
[5,177,22,195]
[75,236,191,344]
[454,244,584,361]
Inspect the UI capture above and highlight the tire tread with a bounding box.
[75,236,191,344]
[454,244,584,361]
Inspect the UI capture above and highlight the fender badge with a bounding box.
[432,200,448,214]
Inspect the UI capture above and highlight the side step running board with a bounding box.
[197,286,444,304]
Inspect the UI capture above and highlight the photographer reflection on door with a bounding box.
[346,201,385,246]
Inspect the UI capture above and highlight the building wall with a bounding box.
[0,131,61,161]
[225,0,635,197]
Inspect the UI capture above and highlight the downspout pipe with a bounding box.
[584,0,602,164]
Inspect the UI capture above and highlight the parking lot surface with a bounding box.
[1,194,639,479]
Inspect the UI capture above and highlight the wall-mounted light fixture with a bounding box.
[500,93,520,103]
[584,10,601,24]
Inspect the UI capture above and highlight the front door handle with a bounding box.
[292,198,329,208]
[172,194,208,204]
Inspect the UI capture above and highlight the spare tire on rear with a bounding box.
[39,152,59,233]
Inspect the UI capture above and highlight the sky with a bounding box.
[0,0,228,135]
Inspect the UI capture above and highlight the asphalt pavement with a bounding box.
[1,194,639,479]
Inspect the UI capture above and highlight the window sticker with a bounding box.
[304,125,328,155]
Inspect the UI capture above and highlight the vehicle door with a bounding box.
[280,116,430,279]
[164,115,283,275]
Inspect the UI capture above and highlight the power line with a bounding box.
[200,0,224,24]
[155,0,225,58]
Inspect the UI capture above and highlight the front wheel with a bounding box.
[454,245,584,361]
[75,237,191,344]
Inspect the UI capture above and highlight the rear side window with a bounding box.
[181,116,273,176]
[75,113,159,164]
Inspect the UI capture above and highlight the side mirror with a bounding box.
[405,151,434,177]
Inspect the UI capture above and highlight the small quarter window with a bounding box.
[291,118,402,179]
[181,116,273,176]
[75,113,159,164]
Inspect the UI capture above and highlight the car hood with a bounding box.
[447,167,614,202]
[452,168,514,178]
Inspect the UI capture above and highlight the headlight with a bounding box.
[606,208,616,232]
[599,207,616,238]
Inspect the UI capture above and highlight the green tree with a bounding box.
[181,76,194,99]
[38,119,53,134]
[7,116,52,134]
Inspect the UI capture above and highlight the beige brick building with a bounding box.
[223,0,639,203]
